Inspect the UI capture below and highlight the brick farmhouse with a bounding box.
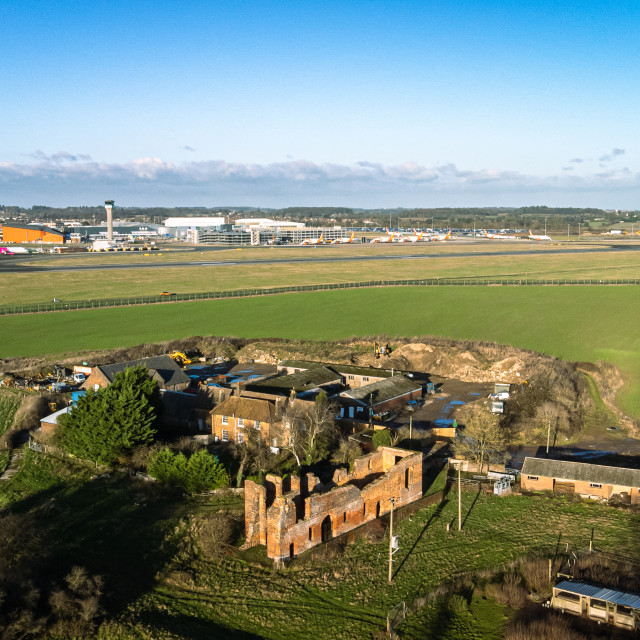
[210,395,316,449]
[244,446,423,560]
[211,396,280,446]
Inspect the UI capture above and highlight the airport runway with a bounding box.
[1,243,638,274]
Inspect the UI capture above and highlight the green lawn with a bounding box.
[3,286,640,417]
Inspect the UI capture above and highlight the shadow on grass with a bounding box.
[4,470,186,617]
[136,610,264,640]
[461,488,481,530]
[393,499,448,580]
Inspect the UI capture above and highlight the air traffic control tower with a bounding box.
[104,200,114,240]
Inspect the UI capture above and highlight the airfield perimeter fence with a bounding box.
[3,277,640,316]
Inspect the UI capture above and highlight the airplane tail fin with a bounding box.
[445,230,451,240]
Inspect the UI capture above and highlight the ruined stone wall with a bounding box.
[244,481,267,547]
[245,447,423,560]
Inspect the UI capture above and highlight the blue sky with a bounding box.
[1,0,639,208]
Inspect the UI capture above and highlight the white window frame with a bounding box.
[221,415,229,425]
[237,432,245,444]
[589,482,602,488]
[237,417,244,427]
[255,420,261,430]
[221,429,229,442]
[527,475,538,481]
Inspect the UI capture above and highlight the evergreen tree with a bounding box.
[147,448,229,492]
[185,450,229,493]
[58,366,158,465]
[147,448,177,484]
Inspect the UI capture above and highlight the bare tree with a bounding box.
[536,401,563,453]
[453,406,507,473]
[282,397,337,467]
[229,426,274,486]
[331,438,362,470]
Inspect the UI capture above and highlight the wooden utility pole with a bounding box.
[458,464,462,531]
[388,498,395,584]
[546,420,551,455]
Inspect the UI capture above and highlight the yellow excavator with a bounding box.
[168,351,192,366]
[374,342,391,358]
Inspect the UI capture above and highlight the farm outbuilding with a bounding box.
[278,360,392,389]
[82,355,190,392]
[338,375,422,420]
[245,365,342,396]
[521,457,640,503]
[39,405,72,437]
[552,580,640,631]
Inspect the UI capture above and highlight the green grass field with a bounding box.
[3,286,640,418]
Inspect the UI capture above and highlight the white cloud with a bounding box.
[26,150,93,163]
[599,148,626,163]
[0,155,639,208]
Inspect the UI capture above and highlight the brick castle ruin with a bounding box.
[244,446,423,560]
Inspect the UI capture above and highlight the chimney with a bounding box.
[104,200,114,240]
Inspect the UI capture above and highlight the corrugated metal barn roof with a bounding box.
[555,581,640,609]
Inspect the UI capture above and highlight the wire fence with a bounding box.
[3,277,640,316]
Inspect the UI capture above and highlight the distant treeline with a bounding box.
[1,204,638,232]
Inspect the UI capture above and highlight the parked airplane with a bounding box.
[0,247,15,255]
[330,232,356,244]
[528,229,552,241]
[371,231,395,243]
[483,229,518,240]
[397,230,424,242]
[299,234,324,246]
[428,230,452,241]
